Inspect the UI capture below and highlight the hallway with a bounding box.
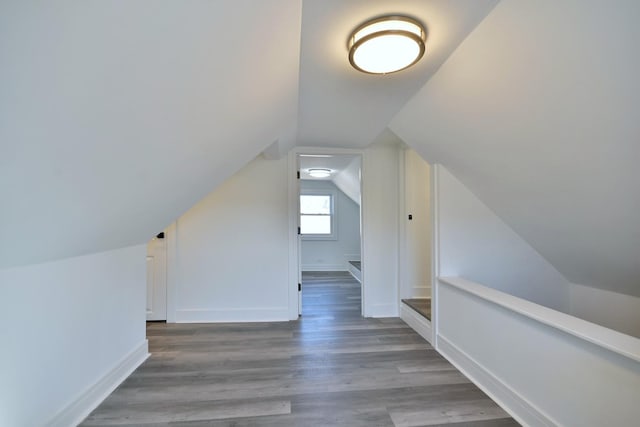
[81,272,516,426]
[301,271,361,319]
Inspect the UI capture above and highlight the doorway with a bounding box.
[398,147,433,342]
[293,150,363,317]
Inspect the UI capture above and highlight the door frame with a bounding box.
[287,146,366,319]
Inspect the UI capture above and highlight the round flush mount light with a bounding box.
[348,15,426,74]
[308,168,332,178]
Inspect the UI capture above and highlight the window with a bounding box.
[300,190,337,240]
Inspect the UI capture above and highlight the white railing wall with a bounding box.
[435,277,640,427]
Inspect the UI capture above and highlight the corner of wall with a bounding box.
[48,341,149,427]
[568,283,640,338]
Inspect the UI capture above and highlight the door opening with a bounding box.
[398,147,433,343]
[295,151,363,318]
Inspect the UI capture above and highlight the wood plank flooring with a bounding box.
[81,272,517,426]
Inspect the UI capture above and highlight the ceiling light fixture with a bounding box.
[348,15,426,74]
[308,168,332,178]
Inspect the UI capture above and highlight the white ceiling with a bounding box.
[296,0,499,147]
[7,0,636,301]
[390,0,640,297]
[299,155,357,180]
[299,154,362,204]
[0,0,497,268]
[0,0,302,268]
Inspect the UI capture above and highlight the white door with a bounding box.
[146,234,167,321]
[297,228,303,316]
[297,168,302,316]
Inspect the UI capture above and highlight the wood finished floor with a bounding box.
[81,272,518,427]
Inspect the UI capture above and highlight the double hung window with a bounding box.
[300,190,336,240]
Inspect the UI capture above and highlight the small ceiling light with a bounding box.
[308,168,332,178]
[348,15,426,74]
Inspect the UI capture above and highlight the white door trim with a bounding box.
[288,147,366,319]
[165,222,178,323]
[430,164,441,347]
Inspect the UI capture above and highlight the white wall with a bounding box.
[0,1,301,270]
[171,155,290,322]
[570,283,640,339]
[0,245,148,427]
[332,157,361,205]
[171,140,403,321]
[391,0,640,298]
[437,277,640,426]
[400,148,431,300]
[361,131,401,317]
[301,180,360,271]
[434,165,569,311]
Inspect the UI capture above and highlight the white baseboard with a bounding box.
[400,303,432,344]
[367,303,398,318]
[301,264,345,271]
[437,335,557,427]
[176,307,289,323]
[48,340,149,427]
[348,264,362,283]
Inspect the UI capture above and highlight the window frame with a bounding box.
[299,188,338,240]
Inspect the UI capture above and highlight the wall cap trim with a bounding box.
[439,276,640,363]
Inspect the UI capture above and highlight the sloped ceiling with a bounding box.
[299,155,356,181]
[390,0,640,297]
[332,157,362,206]
[0,0,302,268]
[0,0,498,268]
[299,155,361,205]
[296,0,499,147]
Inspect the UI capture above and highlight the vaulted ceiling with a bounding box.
[0,0,497,268]
[1,0,303,267]
[1,1,638,299]
[390,0,640,297]
[296,0,498,147]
